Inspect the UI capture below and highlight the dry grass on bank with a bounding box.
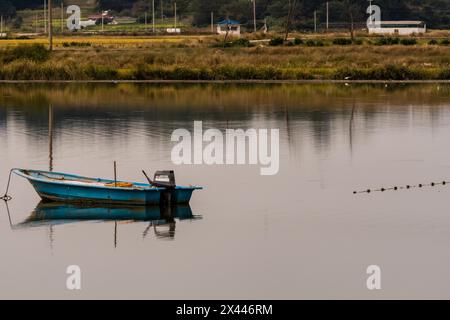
[1,38,450,80]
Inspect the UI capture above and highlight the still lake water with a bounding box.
[1,83,450,299]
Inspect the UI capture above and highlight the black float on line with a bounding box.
[353,181,449,194]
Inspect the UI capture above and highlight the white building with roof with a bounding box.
[368,21,426,35]
[217,19,241,36]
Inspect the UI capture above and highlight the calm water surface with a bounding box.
[1,83,450,299]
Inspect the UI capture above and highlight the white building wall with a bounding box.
[369,26,426,35]
[217,25,241,36]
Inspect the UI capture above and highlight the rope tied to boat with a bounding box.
[353,180,449,195]
[1,169,14,202]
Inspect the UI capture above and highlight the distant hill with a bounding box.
[67,0,98,9]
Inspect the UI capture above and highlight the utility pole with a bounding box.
[61,1,64,33]
[36,13,39,33]
[0,15,3,38]
[161,0,164,22]
[145,12,147,27]
[253,0,257,33]
[174,2,177,30]
[314,10,317,33]
[326,2,329,31]
[44,0,47,34]
[284,0,297,41]
[102,12,104,31]
[48,0,53,51]
[152,0,155,32]
[211,11,214,33]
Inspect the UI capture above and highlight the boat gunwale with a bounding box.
[13,169,203,191]
[13,169,162,192]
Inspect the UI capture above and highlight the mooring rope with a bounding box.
[353,180,449,194]
[1,169,14,202]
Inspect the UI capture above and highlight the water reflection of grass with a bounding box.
[1,83,450,111]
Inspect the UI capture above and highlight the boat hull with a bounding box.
[30,179,162,205]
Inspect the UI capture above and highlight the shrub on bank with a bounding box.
[212,38,253,48]
[269,37,284,46]
[332,38,352,45]
[2,44,50,63]
[85,65,118,80]
[132,65,284,80]
[0,60,84,80]
[232,38,252,47]
[400,38,417,46]
[375,37,400,45]
[439,68,450,79]
[333,65,432,80]
[62,42,92,48]
[306,39,325,47]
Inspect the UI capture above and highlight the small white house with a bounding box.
[368,21,426,35]
[166,28,181,33]
[217,19,241,36]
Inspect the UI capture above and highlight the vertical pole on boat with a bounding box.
[114,161,117,187]
[48,104,53,172]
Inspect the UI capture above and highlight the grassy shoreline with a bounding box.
[2,37,450,81]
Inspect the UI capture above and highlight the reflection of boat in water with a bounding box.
[7,201,202,242]
[22,202,198,225]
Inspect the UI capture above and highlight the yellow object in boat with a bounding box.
[104,182,134,188]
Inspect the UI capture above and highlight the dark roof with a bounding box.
[378,21,424,25]
[218,19,240,25]
[88,14,114,20]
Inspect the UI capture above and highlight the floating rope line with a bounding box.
[1,169,14,202]
[353,181,449,194]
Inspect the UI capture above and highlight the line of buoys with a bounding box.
[353,181,448,194]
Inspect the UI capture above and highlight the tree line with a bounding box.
[2,0,450,29]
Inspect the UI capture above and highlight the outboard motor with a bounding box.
[152,170,176,206]
[142,170,177,206]
[153,170,176,188]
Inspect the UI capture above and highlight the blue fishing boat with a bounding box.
[12,169,202,206]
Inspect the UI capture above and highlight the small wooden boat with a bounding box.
[13,169,202,206]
